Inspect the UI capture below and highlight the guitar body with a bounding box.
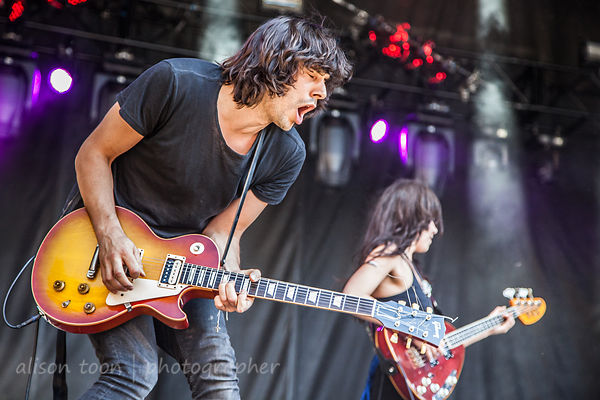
[375,322,465,400]
[31,207,220,334]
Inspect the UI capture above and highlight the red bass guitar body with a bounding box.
[374,322,464,400]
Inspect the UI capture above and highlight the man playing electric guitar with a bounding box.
[68,16,352,399]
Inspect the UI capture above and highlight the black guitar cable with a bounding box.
[3,255,42,400]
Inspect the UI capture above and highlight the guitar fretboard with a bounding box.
[176,263,376,317]
[443,303,536,349]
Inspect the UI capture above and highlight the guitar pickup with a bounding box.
[157,254,186,289]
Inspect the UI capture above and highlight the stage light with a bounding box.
[9,0,25,21]
[0,62,29,139]
[370,119,388,143]
[369,31,377,42]
[399,126,409,163]
[413,127,452,194]
[48,68,72,94]
[90,72,132,123]
[581,41,600,65]
[309,107,360,187]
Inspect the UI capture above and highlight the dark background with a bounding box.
[1,1,599,399]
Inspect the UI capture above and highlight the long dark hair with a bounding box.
[220,16,352,114]
[358,179,443,264]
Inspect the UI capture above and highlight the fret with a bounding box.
[194,267,202,285]
[185,266,194,285]
[241,276,250,293]
[358,298,375,315]
[190,266,199,285]
[221,271,231,286]
[318,291,332,309]
[342,295,359,313]
[180,266,190,284]
[265,280,276,298]
[248,280,259,296]
[306,289,319,305]
[233,273,243,293]
[285,285,297,302]
[208,269,217,288]
[330,293,345,310]
[295,286,308,304]
[275,281,287,300]
[256,280,267,297]
[199,268,208,288]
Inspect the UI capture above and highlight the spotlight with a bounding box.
[369,119,388,143]
[48,68,72,94]
[0,56,38,138]
[0,64,27,138]
[90,72,133,124]
[581,41,600,66]
[309,107,360,187]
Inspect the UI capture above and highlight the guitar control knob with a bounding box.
[53,280,65,292]
[421,377,432,386]
[416,386,427,395]
[446,375,458,385]
[430,383,440,393]
[439,388,449,397]
[83,302,96,314]
[78,283,90,294]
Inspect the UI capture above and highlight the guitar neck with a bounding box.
[443,304,530,349]
[177,263,377,318]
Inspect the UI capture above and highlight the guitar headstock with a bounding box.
[374,300,446,346]
[503,287,546,325]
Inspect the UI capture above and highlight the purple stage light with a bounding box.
[370,119,388,143]
[399,126,409,162]
[49,68,73,93]
[32,69,41,104]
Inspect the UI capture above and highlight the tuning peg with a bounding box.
[502,288,516,299]
[412,303,420,309]
[406,337,412,349]
[398,300,406,306]
[517,288,529,298]
[420,344,427,354]
[528,288,533,298]
[426,306,433,313]
[390,333,399,344]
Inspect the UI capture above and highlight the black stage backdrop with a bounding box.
[0,95,598,400]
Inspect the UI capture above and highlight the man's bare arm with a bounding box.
[75,102,144,293]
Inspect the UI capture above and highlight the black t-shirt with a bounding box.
[82,58,304,237]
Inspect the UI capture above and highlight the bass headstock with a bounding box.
[374,300,446,346]
[503,287,546,325]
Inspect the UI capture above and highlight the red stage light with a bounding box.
[9,0,25,21]
[402,23,411,30]
[423,44,433,56]
[368,31,377,42]
[435,72,447,80]
[426,55,434,64]
[413,59,423,67]
[68,0,88,4]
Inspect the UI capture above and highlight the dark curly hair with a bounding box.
[358,179,444,264]
[220,16,352,116]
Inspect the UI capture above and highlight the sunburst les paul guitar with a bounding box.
[374,289,546,400]
[31,207,446,346]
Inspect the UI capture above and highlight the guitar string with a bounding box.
[120,257,434,327]
[443,304,539,347]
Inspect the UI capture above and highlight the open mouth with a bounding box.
[296,104,316,124]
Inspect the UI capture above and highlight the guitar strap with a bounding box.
[219,129,266,266]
